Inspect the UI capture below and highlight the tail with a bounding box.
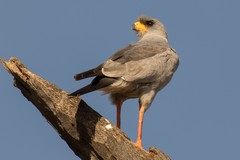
[69,84,97,96]
[74,65,103,81]
[69,76,117,96]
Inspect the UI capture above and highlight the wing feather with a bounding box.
[109,41,168,63]
[102,40,171,83]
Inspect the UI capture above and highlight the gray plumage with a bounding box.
[70,16,179,112]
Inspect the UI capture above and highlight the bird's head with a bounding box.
[132,16,168,39]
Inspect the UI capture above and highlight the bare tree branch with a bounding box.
[0,57,171,160]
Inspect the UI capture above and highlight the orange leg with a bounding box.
[116,101,122,129]
[135,103,145,149]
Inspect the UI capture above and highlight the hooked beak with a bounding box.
[131,21,148,32]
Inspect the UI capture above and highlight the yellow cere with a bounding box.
[134,21,148,31]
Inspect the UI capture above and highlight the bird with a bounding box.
[69,16,179,150]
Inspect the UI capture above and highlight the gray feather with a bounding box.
[102,40,171,82]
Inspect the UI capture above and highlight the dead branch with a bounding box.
[0,57,171,160]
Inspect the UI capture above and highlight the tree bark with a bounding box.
[0,57,171,160]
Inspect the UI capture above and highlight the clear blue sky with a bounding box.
[1,1,240,159]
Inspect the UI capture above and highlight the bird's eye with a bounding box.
[146,20,154,26]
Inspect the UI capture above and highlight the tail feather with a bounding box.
[74,65,103,81]
[69,76,117,96]
[69,84,96,96]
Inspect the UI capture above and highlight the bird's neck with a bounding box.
[140,33,168,43]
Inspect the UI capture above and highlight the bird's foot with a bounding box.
[134,141,144,150]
